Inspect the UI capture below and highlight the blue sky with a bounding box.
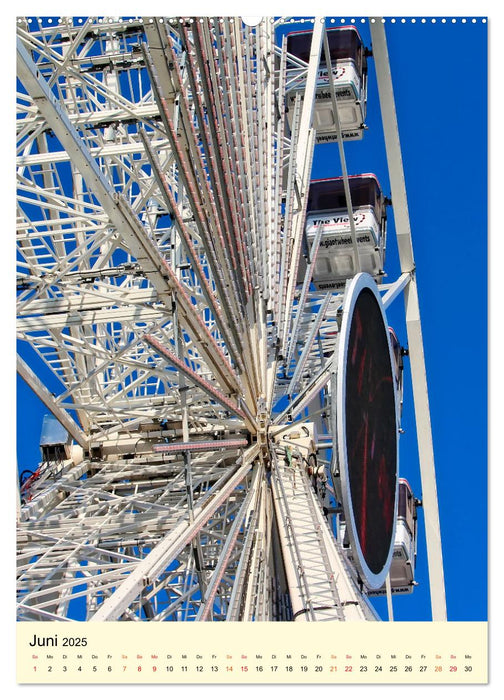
[15,14,488,625]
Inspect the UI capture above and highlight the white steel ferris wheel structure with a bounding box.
[16,15,446,623]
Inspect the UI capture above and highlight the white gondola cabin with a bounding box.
[385,478,418,595]
[285,26,368,143]
[301,174,387,291]
[342,478,418,596]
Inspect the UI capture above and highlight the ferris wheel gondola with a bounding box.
[285,25,368,142]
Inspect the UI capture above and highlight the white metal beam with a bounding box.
[369,19,414,274]
[381,271,411,309]
[278,18,323,360]
[17,354,88,449]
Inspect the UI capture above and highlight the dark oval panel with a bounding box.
[344,286,397,577]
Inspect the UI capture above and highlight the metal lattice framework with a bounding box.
[16,15,446,623]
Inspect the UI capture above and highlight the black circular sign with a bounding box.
[336,274,398,589]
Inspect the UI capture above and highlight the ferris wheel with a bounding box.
[16,15,446,623]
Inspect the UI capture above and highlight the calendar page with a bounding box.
[13,2,489,689]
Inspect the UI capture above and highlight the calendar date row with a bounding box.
[31,663,474,674]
